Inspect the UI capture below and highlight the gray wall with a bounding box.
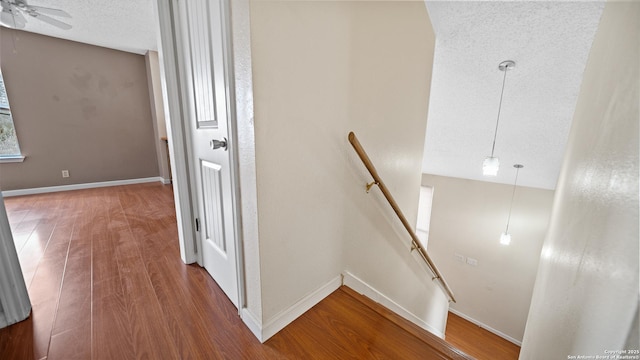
[520,1,639,357]
[0,29,158,190]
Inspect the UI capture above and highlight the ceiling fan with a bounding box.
[0,0,71,30]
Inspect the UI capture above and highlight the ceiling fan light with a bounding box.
[483,156,500,176]
[500,232,511,245]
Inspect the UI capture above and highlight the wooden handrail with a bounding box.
[348,132,456,303]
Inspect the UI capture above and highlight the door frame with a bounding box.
[154,0,246,311]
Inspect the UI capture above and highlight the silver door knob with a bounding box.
[210,138,228,151]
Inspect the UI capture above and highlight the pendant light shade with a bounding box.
[500,232,511,246]
[483,60,515,177]
[501,164,523,245]
[483,157,500,176]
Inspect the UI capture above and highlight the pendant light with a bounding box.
[483,60,515,176]
[500,164,523,245]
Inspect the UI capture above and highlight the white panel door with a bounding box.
[178,0,238,307]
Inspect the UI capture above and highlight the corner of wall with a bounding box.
[260,275,342,342]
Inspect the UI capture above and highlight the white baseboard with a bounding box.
[161,178,172,185]
[448,308,522,346]
[342,271,445,338]
[1,177,167,197]
[260,275,342,342]
[241,308,263,342]
[238,272,453,344]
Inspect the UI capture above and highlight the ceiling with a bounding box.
[423,1,605,190]
[2,1,605,190]
[1,0,157,54]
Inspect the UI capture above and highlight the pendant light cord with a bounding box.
[504,166,520,233]
[490,68,509,157]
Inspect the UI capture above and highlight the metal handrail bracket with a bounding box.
[348,131,456,303]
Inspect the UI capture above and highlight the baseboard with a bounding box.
[241,308,263,342]
[448,308,522,346]
[237,272,452,344]
[260,275,342,342]
[342,271,445,338]
[161,178,172,185]
[1,177,167,197]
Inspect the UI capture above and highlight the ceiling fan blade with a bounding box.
[13,7,26,27]
[28,5,71,18]
[0,8,25,28]
[30,12,71,30]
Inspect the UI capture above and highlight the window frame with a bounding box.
[416,185,434,248]
[0,70,25,163]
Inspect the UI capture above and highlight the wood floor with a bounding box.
[445,312,521,360]
[0,183,471,360]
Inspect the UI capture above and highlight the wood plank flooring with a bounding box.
[0,183,469,359]
[445,312,521,360]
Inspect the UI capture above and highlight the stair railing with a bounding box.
[348,131,456,303]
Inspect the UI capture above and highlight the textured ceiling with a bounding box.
[2,0,157,54]
[423,1,604,190]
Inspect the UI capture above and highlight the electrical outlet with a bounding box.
[466,257,478,267]
[62,170,70,178]
[454,253,466,263]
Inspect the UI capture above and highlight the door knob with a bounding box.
[210,138,228,151]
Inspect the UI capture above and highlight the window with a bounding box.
[0,70,24,162]
[416,186,434,248]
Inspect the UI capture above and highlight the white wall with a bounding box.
[250,1,350,323]
[342,2,450,336]
[520,1,639,357]
[422,174,554,344]
[250,0,449,337]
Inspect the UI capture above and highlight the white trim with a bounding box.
[261,275,342,342]
[160,177,172,185]
[342,271,445,338]
[155,0,199,264]
[220,0,246,316]
[229,0,262,327]
[1,177,166,197]
[0,155,25,163]
[448,308,522,346]
[240,308,263,342]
